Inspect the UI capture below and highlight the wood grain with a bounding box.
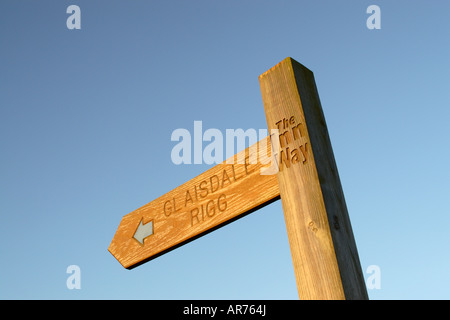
[259,57,368,300]
[108,136,280,269]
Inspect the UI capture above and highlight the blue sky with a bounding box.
[1,1,449,299]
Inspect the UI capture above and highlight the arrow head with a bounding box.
[133,219,153,245]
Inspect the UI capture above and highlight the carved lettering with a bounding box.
[244,156,254,175]
[218,194,227,212]
[163,198,179,217]
[279,148,291,171]
[274,115,309,170]
[206,199,216,217]
[300,142,308,163]
[210,175,220,193]
[291,148,300,164]
[199,180,208,198]
[190,193,227,227]
[279,130,291,148]
[292,123,304,140]
[185,190,194,207]
[221,168,232,188]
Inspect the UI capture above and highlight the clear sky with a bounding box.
[1,1,449,300]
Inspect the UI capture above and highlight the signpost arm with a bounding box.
[259,57,368,300]
[108,136,280,269]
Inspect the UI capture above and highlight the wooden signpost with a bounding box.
[108,137,280,269]
[108,57,368,300]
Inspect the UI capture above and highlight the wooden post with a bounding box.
[259,57,368,300]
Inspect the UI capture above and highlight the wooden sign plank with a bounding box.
[259,57,368,300]
[108,136,280,269]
